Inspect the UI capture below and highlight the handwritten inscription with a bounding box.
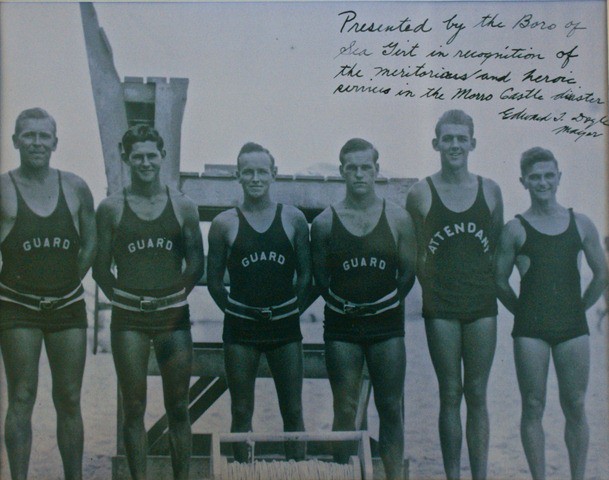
[338,10,432,34]
[331,9,605,142]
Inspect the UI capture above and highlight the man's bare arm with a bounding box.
[406,181,429,278]
[291,210,315,312]
[92,199,118,299]
[310,209,332,303]
[578,214,609,310]
[206,216,230,312]
[487,179,505,252]
[75,177,97,279]
[494,220,521,314]
[394,207,417,301]
[179,197,205,295]
[0,174,17,245]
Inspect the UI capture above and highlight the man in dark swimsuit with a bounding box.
[406,110,503,480]
[311,138,416,480]
[0,108,96,480]
[207,142,311,462]
[495,147,607,480]
[93,125,205,480]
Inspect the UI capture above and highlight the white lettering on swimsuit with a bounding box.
[342,257,386,271]
[241,251,285,267]
[427,222,490,254]
[127,238,174,253]
[23,237,70,252]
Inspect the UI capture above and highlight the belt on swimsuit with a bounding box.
[326,288,400,317]
[111,288,188,313]
[0,281,84,312]
[225,296,299,322]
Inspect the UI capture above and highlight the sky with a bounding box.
[1,1,607,230]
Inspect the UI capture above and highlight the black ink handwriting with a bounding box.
[382,41,420,57]
[498,107,565,122]
[427,48,449,58]
[453,46,545,65]
[334,40,373,59]
[551,88,604,105]
[373,63,511,83]
[473,14,505,29]
[570,113,609,129]
[442,14,465,44]
[334,63,363,78]
[333,83,391,95]
[499,87,544,101]
[522,69,576,84]
[564,20,587,37]
[451,87,493,101]
[552,125,603,141]
[395,88,416,98]
[556,45,579,68]
[338,10,431,34]
[420,86,445,99]
[513,14,556,32]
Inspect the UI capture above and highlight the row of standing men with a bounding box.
[0,107,606,480]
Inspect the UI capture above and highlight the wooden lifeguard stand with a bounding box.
[81,5,416,478]
[81,3,187,194]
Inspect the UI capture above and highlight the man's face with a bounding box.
[13,118,58,169]
[237,151,276,199]
[126,141,165,184]
[520,160,561,202]
[340,149,379,196]
[433,123,476,169]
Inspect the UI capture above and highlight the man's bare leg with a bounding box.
[1,328,44,480]
[553,335,589,480]
[462,317,496,480]
[266,341,305,461]
[325,341,365,465]
[153,329,193,480]
[111,330,152,480]
[514,337,551,480]
[45,328,87,480]
[365,337,406,480]
[425,318,463,480]
[224,343,262,462]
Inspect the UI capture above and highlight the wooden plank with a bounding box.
[359,432,374,480]
[151,77,189,188]
[355,379,372,431]
[147,377,228,454]
[186,378,229,428]
[147,377,221,451]
[180,171,417,218]
[80,3,130,194]
[218,430,370,443]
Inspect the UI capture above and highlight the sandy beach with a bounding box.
[1,282,608,480]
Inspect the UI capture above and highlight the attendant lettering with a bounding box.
[427,222,489,254]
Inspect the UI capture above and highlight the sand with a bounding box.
[1,284,608,479]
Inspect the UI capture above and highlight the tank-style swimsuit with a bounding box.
[111,188,190,332]
[420,176,497,322]
[324,200,404,343]
[0,171,86,331]
[223,204,301,347]
[512,209,588,345]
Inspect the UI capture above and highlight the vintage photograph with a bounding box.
[0,1,607,479]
